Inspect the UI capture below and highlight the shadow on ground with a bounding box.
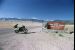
[0,48,3,50]
[22,32,36,34]
[0,42,4,50]
[15,32,36,34]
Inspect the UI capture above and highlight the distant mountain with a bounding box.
[0,18,45,23]
[0,18,74,24]
[53,20,74,24]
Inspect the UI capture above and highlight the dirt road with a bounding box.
[0,27,74,50]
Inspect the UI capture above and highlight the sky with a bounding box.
[0,0,74,20]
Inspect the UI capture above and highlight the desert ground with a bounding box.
[0,21,74,50]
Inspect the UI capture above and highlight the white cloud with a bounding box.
[32,17,38,19]
[45,19,54,21]
[45,19,49,21]
[17,17,22,19]
[50,20,54,21]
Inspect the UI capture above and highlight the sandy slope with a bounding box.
[0,21,74,50]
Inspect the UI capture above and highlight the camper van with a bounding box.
[45,22,65,30]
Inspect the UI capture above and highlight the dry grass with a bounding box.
[0,21,42,28]
[64,25,74,33]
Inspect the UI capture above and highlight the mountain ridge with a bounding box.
[0,18,74,24]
